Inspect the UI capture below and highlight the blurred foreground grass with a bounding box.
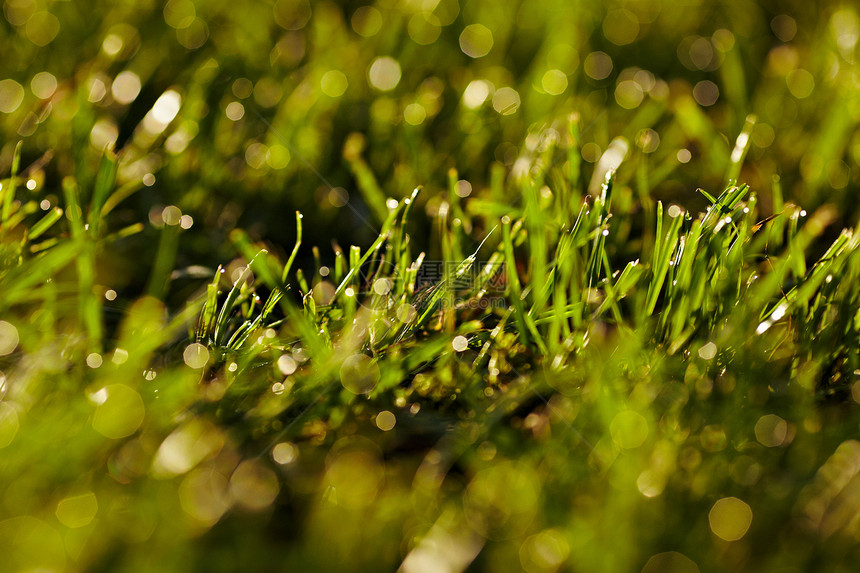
[2,1,860,572]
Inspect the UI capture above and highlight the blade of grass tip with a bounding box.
[349,244,361,282]
[303,290,317,322]
[467,224,497,263]
[104,222,145,242]
[261,289,284,322]
[1,141,22,224]
[337,245,360,316]
[586,171,615,288]
[87,147,118,235]
[196,265,222,342]
[613,260,644,301]
[333,243,344,284]
[645,203,683,316]
[406,251,425,295]
[595,259,643,319]
[588,139,627,197]
[715,185,750,236]
[670,214,699,288]
[29,237,61,253]
[652,199,664,262]
[281,211,303,283]
[28,207,64,240]
[401,187,420,224]
[726,115,756,186]
[312,246,322,283]
[698,188,718,205]
[772,174,784,214]
[227,313,265,351]
[295,268,309,294]
[714,182,732,204]
[726,183,750,211]
[788,207,807,280]
[702,184,748,231]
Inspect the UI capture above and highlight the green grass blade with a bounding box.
[1,141,22,223]
[28,207,64,240]
[87,147,118,235]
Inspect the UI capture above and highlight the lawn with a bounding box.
[2,1,860,571]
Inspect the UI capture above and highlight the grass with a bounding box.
[3,108,860,571]
[3,1,860,572]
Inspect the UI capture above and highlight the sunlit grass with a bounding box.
[2,1,860,571]
[3,107,860,570]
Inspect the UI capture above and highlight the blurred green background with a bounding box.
[2,0,858,289]
[3,1,860,572]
